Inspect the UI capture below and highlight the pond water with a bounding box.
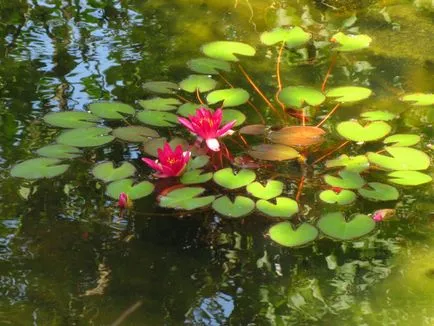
[1,0,433,325]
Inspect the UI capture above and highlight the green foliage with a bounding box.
[112,126,159,142]
[331,32,372,52]
[278,86,325,108]
[92,162,136,183]
[319,189,357,205]
[246,180,283,200]
[106,179,154,200]
[256,197,299,218]
[202,41,256,61]
[159,187,215,210]
[383,134,421,147]
[325,155,369,173]
[360,111,397,121]
[179,75,217,93]
[367,147,430,170]
[180,170,213,185]
[187,58,231,74]
[44,111,100,128]
[317,212,376,240]
[268,222,318,247]
[387,171,432,186]
[213,168,256,190]
[222,109,246,126]
[401,93,434,106]
[336,121,391,142]
[212,196,255,218]
[136,111,179,127]
[358,182,399,201]
[206,88,250,107]
[143,81,178,94]
[36,144,81,159]
[57,127,114,147]
[324,171,365,189]
[260,26,311,48]
[326,86,372,102]
[139,97,181,111]
[88,102,135,120]
[11,158,70,180]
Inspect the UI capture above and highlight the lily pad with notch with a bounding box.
[202,41,256,62]
[36,144,81,159]
[324,170,365,189]
[188,155,210,170]
[187,57,231,75]
[268,222,318,247]
[43,111,100,128]
[246,180,284,200]
[11,158,70,180]
[159,186,215,210]
[180,169,213,185]
[179,75,217,93]
[278,86,325,109]
[367,147,430,171]
[206,88,250,107]
[260,26,312,48]
[106,178,154,200]
[57,127,114,147]
[92,161,136,183]
[213,168,256,190]
[222,109,246,126]
[383,134,421,147]
[325,155,369,173]
[387,171,432,186]
[143,81,178,94]
[248,144,299,161]
[256,197,299,219]
[137,111,179,127]
[401,93,434,106]
[336,121,391,142]
[360,110,397,121]
[269,126,325,149]
[319,189,356,205]
[113,126,159,142]
[317,212,376,240]
[331,32,372,52]
[212,195,255,218]
[358,182,399,201]
[326,86,372,103]
[139,97,181,111]
[88,102,135,120]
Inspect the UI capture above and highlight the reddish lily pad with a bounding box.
[269,126,326,148]
[248,144,300,161]
[239,124,266,135]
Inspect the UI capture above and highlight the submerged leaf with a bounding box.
[326,86,372,103]
[36,144,81,159]
[206,88,250,107]
[187,57,231,74]
[57,127,114,147]
[202,41,256,62]
[43,111,100,128]
[11,158,69,179]
[248,144,299,161]
[106,179,154,200]
[317,212,376,240]
[179,75,217,93]
[88,102,135,120]
[278,86,325,108]
[367,147,430,170]
[92,162,136,183]
[331,32,372,52]
[212,196,255,218]
[139,97,181,111]
[260,26,311,47]
[143,81,178,94]
[336,121,391,142]
[268,222,318,247]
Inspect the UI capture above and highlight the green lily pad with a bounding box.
[212,195,255,218]
[143,81,178,94]
[326,86,372,103]
[187,57,231,74]
[317,212,376,240]
[383,134,421,147]
[387,171,432,186]
[179,75,217,93]
[143,137,188,157]
[139,97,181,111]
[213,168,256,190]
[246,180,284,200]
[256,197,299,219]
[401,93,434,106]
[202,41,256,62]
[367,147,430,170]
[11,158,70,180]
[159,187,215,210]
[325,155,369,173]
[57,127,114,147]
[360,111,397,121]
[106,178,154,200]
[336,121,391,142]
[180,169,213,185]
[331,32,372,52]
[260,26,311,47]
[319,190,357,205]
[222,109,246,126]
[112,126,159,142]
[358,182,399,201]
[206,88,250,107]
[268,222,318,247]
[36,144,81,159]
[324,171,365,189]
[88,102,135,120]
[248,144,300,161]
[188,155,210,170]
[136,111,179,127]
[278,86,325,108]
[92,161,136,183]
[177,103,206,117]
[43,111,100,128]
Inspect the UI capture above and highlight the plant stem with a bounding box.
[196,88,205,105]
[321,52,338,92]
[295,175,305,201]
[176,94,191,103]
[275,41,286,111]
[302,108,306,126]
[312,140,350,165]
[316,103,340,128]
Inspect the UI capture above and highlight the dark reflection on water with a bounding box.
[0,0,433,325]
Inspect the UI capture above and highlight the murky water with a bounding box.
[0,0,433,325]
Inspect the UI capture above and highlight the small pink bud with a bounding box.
[118,192,132,209]
[372,209,395,222]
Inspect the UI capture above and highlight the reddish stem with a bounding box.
[321,52,338,92]
[313,140,350,165]
[295,175,305,201]
[316,103,340,128]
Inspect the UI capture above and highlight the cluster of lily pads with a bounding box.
[11,25,433,247]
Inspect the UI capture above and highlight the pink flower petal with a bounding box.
[142,158,163,173]
[206,138,220,151]
[178,117,196,133]
[216,120,236,137]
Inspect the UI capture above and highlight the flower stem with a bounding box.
[196,88,205,105]
[295,175,305,201]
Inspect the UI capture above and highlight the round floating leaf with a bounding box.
[43,111,100,128]
[212,196,255,218]
[206,88,249,107]
[222,109,246,126]
[92,161,136,183]
[319,190,356,205]
[358,182,399,201]
[360,110,396,121]
[113,125,159,142]
[248,144,299,161]
[177,103,206,117]
[278,86,325,108]
[326,86,372,103]
[269,126,325,148]
[143,137,188,157]
[383,134,421,147]
[260,26,312,47]
[325,155,369,173]
[246,180,284,200]
[143,81,178,94]
[336,121,391,142]
[106,179,154,200]
[331,32,372,52]
[213,168,256,190]
[401,93,434,106]
[202,41,256,62]
[36,144,81,159]
[367,147,430,171]
[256,197,299,219]
[188,155,210,170]
[11,158,69,179]
[268,222,318,247]
[239,124,266,135]
[324,171,365,189]
[139,97,181,111]
[57,127,114,147]
[88,102,135,120]
[187,57,231,74]
[180,170,213,185]
[137,111,179,127]
[387,171,432,186]
[317,212,376,240]
[159,187,215,210]
[179,75,217,93]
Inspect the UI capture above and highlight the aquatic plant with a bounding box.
[10,26,432,248]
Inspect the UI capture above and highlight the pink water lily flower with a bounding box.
[178,108,236,151]
[142,143,191,178]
